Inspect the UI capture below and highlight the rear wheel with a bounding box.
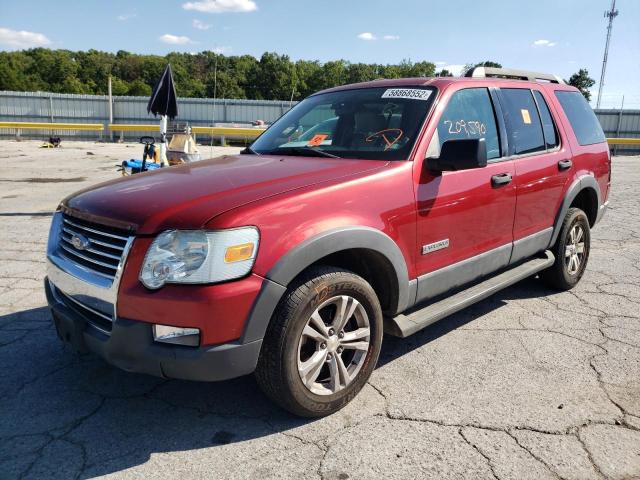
[541,207,591,290]
[255,266,383,417]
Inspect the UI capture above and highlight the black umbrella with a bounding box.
[146,64,177,167]
[147,64,178,118]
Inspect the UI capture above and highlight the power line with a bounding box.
[596,0,619,109]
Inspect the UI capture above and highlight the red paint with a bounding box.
[118,237,263,345]
[63,155,386,234]
[63,77,610,346]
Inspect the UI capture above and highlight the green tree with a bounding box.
[346,63,378,84]
[0,47,458,100]
[249,52,296,100]
[127,78,151,96]
[568,69,595,101]
[294,60,322,99]
[474,61,502,68]
[437,69,453,77]
[110,76,129,96]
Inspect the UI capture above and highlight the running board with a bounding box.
[385,251,555,338]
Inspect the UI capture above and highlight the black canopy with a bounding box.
[147,64,178,119]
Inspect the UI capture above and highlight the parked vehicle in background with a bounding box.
[45,67,610,417]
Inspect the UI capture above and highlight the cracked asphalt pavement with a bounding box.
[1,141,639,480]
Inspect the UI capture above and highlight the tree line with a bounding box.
[0,49,594,101]
[0,49,437,100]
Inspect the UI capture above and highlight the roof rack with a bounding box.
[464,67,565,84]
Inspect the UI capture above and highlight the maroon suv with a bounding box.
[45,67,610,417]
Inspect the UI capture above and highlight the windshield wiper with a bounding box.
[268,147,341,158]
[240,146,260,155]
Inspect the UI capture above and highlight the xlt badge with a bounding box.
[422,239,449,255]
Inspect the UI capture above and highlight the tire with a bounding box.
[255,266,383,417]
[541,207,591,290]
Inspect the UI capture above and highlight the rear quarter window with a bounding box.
[555,91,606,146]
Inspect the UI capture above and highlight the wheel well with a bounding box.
[306,248,399,315]
[570,188,598,227]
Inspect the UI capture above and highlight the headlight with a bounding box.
[139,227,259,289]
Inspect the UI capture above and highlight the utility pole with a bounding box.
[108,75,113,141]
[596,0,619,109]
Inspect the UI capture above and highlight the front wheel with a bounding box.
[255,266,383,417]
[541,207,591,290]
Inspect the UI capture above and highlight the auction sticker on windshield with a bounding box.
[382,88,432,101]
[307,134,329,146]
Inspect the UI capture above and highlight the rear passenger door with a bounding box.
[498,88,571,264]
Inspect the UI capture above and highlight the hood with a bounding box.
[63,154,386,234]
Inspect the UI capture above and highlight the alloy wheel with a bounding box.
[565,224,586,275]
[297,295,371,396]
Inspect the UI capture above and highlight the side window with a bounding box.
[437,88,501,160]
[555,91,606,146]
[533,90,559,149]
[500,88,545,155]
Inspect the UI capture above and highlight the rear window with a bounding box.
[500,88,546,155]
[555,91,606,146]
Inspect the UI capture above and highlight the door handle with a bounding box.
[558,159,573,171]
[491,173,512,187]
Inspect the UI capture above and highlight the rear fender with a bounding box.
[549,175,601,247]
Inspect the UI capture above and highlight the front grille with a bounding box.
[55,287,113,334]
[58,214,130,282]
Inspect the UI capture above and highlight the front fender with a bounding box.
[241,226,410,343]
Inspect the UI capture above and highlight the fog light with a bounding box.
[153,324,200,347]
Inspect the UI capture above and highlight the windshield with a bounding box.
[250,87,436,160]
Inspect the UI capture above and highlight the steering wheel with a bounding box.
[365,129,404,151]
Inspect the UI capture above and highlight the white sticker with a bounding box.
[382,88,432,101]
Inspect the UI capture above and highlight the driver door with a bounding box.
[414,87,516,303]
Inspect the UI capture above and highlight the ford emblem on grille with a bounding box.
[71,233,91,251]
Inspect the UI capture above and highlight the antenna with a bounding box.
[596,0,619,109]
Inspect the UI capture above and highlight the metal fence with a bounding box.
[0,91,295,141]
[1,90,639,154]
[594,109,640,155]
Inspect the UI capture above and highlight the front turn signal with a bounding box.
[224,242,255,263]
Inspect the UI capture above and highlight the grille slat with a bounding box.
[59,243,120,271]
[61,226,125,251]
[60,234,122,261]
[62,217,129,241]
[58,213,131,283]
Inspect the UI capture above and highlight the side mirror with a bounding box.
[426,138,488,173]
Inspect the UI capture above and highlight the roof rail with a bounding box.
[465,67,565,84]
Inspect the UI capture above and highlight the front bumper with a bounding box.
[45,278,262,381]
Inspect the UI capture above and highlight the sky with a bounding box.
[0,0,638,108]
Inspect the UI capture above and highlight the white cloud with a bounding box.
[0,27,51,49]
[192,19,211,30]
[532,39,556,47]
[212,46,231,54]
[383,35,400,41]
[183,0,257,13]
[117,13,136,21]
[357,32,376,41]
[435,61,447,66]
[159,34,193,45]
